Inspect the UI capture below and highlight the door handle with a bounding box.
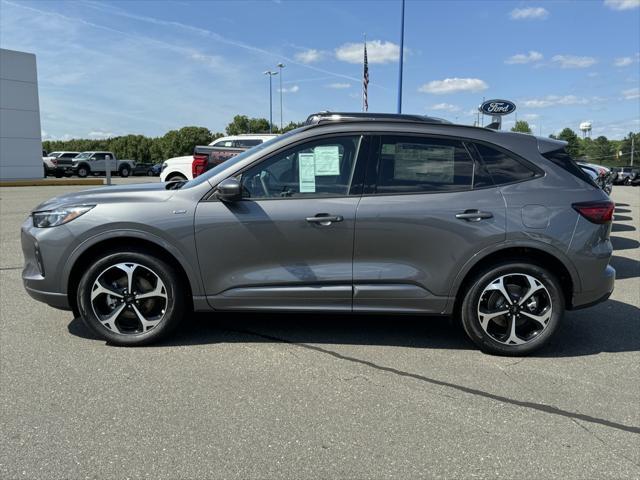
[455,210,493,222]
[305,214,344,225]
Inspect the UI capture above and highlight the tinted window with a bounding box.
[241,136,361,199]
[215,140,234,148]
[60,153,77,158]
[236,139,262,148]
[373,136,473,193]
[92,153,106,161]
[542,148,597,187]
[475,144,536,185]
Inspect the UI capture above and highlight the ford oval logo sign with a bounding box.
[479,99,516,116]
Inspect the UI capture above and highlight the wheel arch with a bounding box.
[449,243,579,315]
[66,234,198,316]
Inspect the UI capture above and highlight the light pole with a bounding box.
[397,0,405,113]
[277,63,285,131]
[264,70,278,133]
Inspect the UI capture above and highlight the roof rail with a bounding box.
[304,111,451,126]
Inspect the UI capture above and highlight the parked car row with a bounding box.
[43,151,161,178]
[610,166,639,185]
[577,162,614,195]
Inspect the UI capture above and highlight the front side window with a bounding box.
[373,136,473,194]
[92,153,106,161]
[241,136,361,199]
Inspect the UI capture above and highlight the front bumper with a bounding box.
[21,217,73,310]
[570,264,615,310]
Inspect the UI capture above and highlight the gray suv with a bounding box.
[21,113,615,355]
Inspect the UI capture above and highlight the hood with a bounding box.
[32,182,175,212]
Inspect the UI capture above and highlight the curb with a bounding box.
[0,179,104,187]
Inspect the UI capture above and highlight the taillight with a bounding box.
[572,201,614,224]
[51,159,57,166]
[192,154,207,178]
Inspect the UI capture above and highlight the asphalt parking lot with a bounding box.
[1,180,638,479]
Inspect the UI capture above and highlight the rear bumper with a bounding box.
[570,264,615,310]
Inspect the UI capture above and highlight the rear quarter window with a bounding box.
[542,148,597,187]
[474,144,537,185]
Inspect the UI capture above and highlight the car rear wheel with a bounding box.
[77,251,185,346]
[460,262,564,356]
[119,166,130,177]
[167,173,187,182]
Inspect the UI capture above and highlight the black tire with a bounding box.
[167,173,187,182]
[460,262,564,356]
[624,177,631,186]
[119,165,130,177]
[77,165,89,178]
[147,169,154,176]
[77,250,186,346]
[43,165,47,178]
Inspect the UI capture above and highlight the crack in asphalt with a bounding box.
[238,329,640,436]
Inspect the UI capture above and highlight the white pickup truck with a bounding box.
[160,134,277,182]
[72,151,136,178]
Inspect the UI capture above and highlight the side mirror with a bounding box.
[216,177,242,202]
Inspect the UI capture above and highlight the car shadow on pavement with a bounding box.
[611,222,635,232]
[611,236,640,250]
[610,255,640,280]
[67,299,639,357]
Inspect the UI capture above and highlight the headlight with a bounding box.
[32,205,95,228]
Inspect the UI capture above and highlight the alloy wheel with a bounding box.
[477,273,552,346]
[90,262,168,335]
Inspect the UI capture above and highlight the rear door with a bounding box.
[353,134,506,313]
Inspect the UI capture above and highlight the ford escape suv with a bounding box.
[22,112,615,355]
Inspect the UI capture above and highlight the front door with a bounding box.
[195,134,367,311]
[353,134,507,313]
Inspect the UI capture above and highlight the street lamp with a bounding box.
[264,70,278,133]
[277,63,285,131]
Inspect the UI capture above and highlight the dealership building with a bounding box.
[0,48,43,180]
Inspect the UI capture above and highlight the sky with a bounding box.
[1,0,639,141]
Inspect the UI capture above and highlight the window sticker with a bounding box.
[314,145,341,176]
[298,153,316,193]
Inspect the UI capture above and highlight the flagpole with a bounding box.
[397,0,405,113]
[362,33,366,112]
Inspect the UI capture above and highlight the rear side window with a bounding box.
[373,136,473,194]
[542,148,597,187]
[475,144,536,185]
[236,139,262,148]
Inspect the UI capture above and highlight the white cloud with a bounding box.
[622,87,640,100]
[189,52,223,68]
[294,49,324,64]
[278,85,299,93]
[505,51,544,64]
[419,78,488,94]
[326,83,351,89]
[336,40,401,64]
[510,7,549,20]
[604,0,640,10]
[523,113,540,120]
[614,57,633,67]
[521,95,590,108]
[551,55,597,68]
[430,103,461,112]
[88,131,116,139]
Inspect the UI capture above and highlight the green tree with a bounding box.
[225,115,274,135]
[511,120,532,134]
[618,132,640,165]
[589,136,612,164]
[160,126,213,159]
[557,128,581,158]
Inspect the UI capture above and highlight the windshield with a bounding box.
[48,152,61,158]
[186,128,304,188]
[74,152,91,160]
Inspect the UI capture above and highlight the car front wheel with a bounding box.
[119,166,130,177]
[460,262,564,356]
[77,166,89,178]
[77,251,185,346]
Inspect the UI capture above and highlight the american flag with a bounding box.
[363,41,369,112]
